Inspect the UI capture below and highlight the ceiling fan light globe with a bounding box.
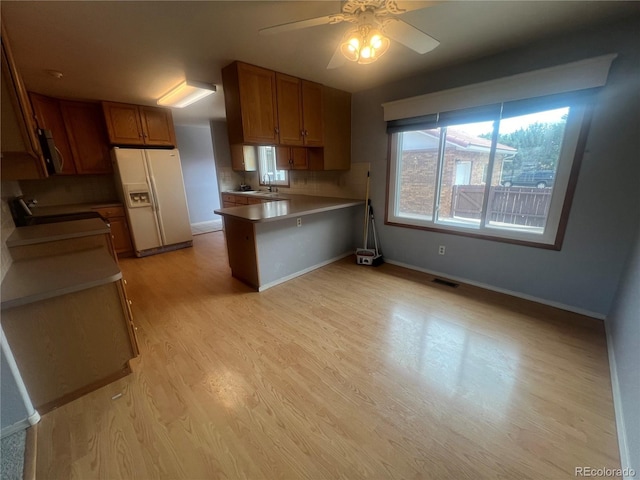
[340,41,360,62]
[375,36,390,57]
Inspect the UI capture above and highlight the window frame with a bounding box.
[256,145,290,188]
[385,102,593,250]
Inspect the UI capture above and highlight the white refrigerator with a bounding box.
[112,147,192,257]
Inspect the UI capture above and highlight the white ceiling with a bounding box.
[2,1,637,126]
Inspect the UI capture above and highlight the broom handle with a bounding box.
[363,169,370,247]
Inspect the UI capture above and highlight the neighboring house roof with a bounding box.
[402,129,517,155]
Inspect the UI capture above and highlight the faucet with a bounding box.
[263,173,273,192]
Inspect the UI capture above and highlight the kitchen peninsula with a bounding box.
[215,193,363,290]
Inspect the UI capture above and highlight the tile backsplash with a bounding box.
[19,175,118,206]
[218,162,369,200]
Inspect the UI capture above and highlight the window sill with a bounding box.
[384,219,561,250]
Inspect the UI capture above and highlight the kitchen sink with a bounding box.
[239,191,280,197]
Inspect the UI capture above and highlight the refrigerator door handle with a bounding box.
[149,174,167,245]
[146,174,165,245]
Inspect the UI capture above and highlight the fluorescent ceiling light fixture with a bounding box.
[157,80,216,108]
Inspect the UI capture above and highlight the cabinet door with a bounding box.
[275,146,291,170]
[109,216,134,256]
[29,93,77,175]
[237,63,278,144]
[301,80,324,147]
[139,106,176,147]
[102,102,144,145]
[1,32,47,179]
[315,85,351,171]
[230,144,257,172]
[61,101,112,174]
[276,73,303,146]
[275,146,308,170]
[291,147,308,170]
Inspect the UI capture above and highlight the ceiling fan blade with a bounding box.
[384,19,440,54]
[394,1,439,14]
[259,14,344,35]
[327,44,347,70]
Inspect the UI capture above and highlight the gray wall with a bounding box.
[607,222,640,475]
[256,206,361,287]
[1,345,29,431]
[351,17,640,316]
[175,125,220,224]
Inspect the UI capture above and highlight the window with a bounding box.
[257,146,289,187]
[383,55,616,248]
[387,100,590,248]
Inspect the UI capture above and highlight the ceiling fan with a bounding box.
[259,0,440,69]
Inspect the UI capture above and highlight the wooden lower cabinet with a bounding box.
[221,193,248,207]
[93,206,133,257]
[221,193,275,208]
[2,280,138,413]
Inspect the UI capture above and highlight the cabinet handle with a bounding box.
[55,146,65,170]
[129,300,132,305]
[275,128,279,134]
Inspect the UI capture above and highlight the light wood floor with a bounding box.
[36,232,621,479]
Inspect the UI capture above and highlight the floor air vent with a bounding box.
[432,278,459,288]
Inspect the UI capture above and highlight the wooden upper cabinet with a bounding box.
[222,61,278,145]
[101,102,144,145]
[29,94,112,175]
[60,101,112,174]
[276,73,304,146]
[308,86,351,171]
[276,146,308,170]
[139,106,176,147]
[30,93,76,175]
[230,144,257,172]
[102,101,176,147]
[300,80,323,147]
[1,24,47,180]
[275,74,323,147]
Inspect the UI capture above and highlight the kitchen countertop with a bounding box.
[214,194,363,223]
[223,190,284,198]
[29,202,123,216]
[1,247,122,310]
[6,218,110,247]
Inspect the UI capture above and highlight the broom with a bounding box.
[356,167,382,266]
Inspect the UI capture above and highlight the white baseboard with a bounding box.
[258,252,352,292]
[604,319,632,479]
[1,410,41,438]
[384,259,606,320]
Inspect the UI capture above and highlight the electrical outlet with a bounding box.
[438,245,446,255]
[296,217,302,227]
